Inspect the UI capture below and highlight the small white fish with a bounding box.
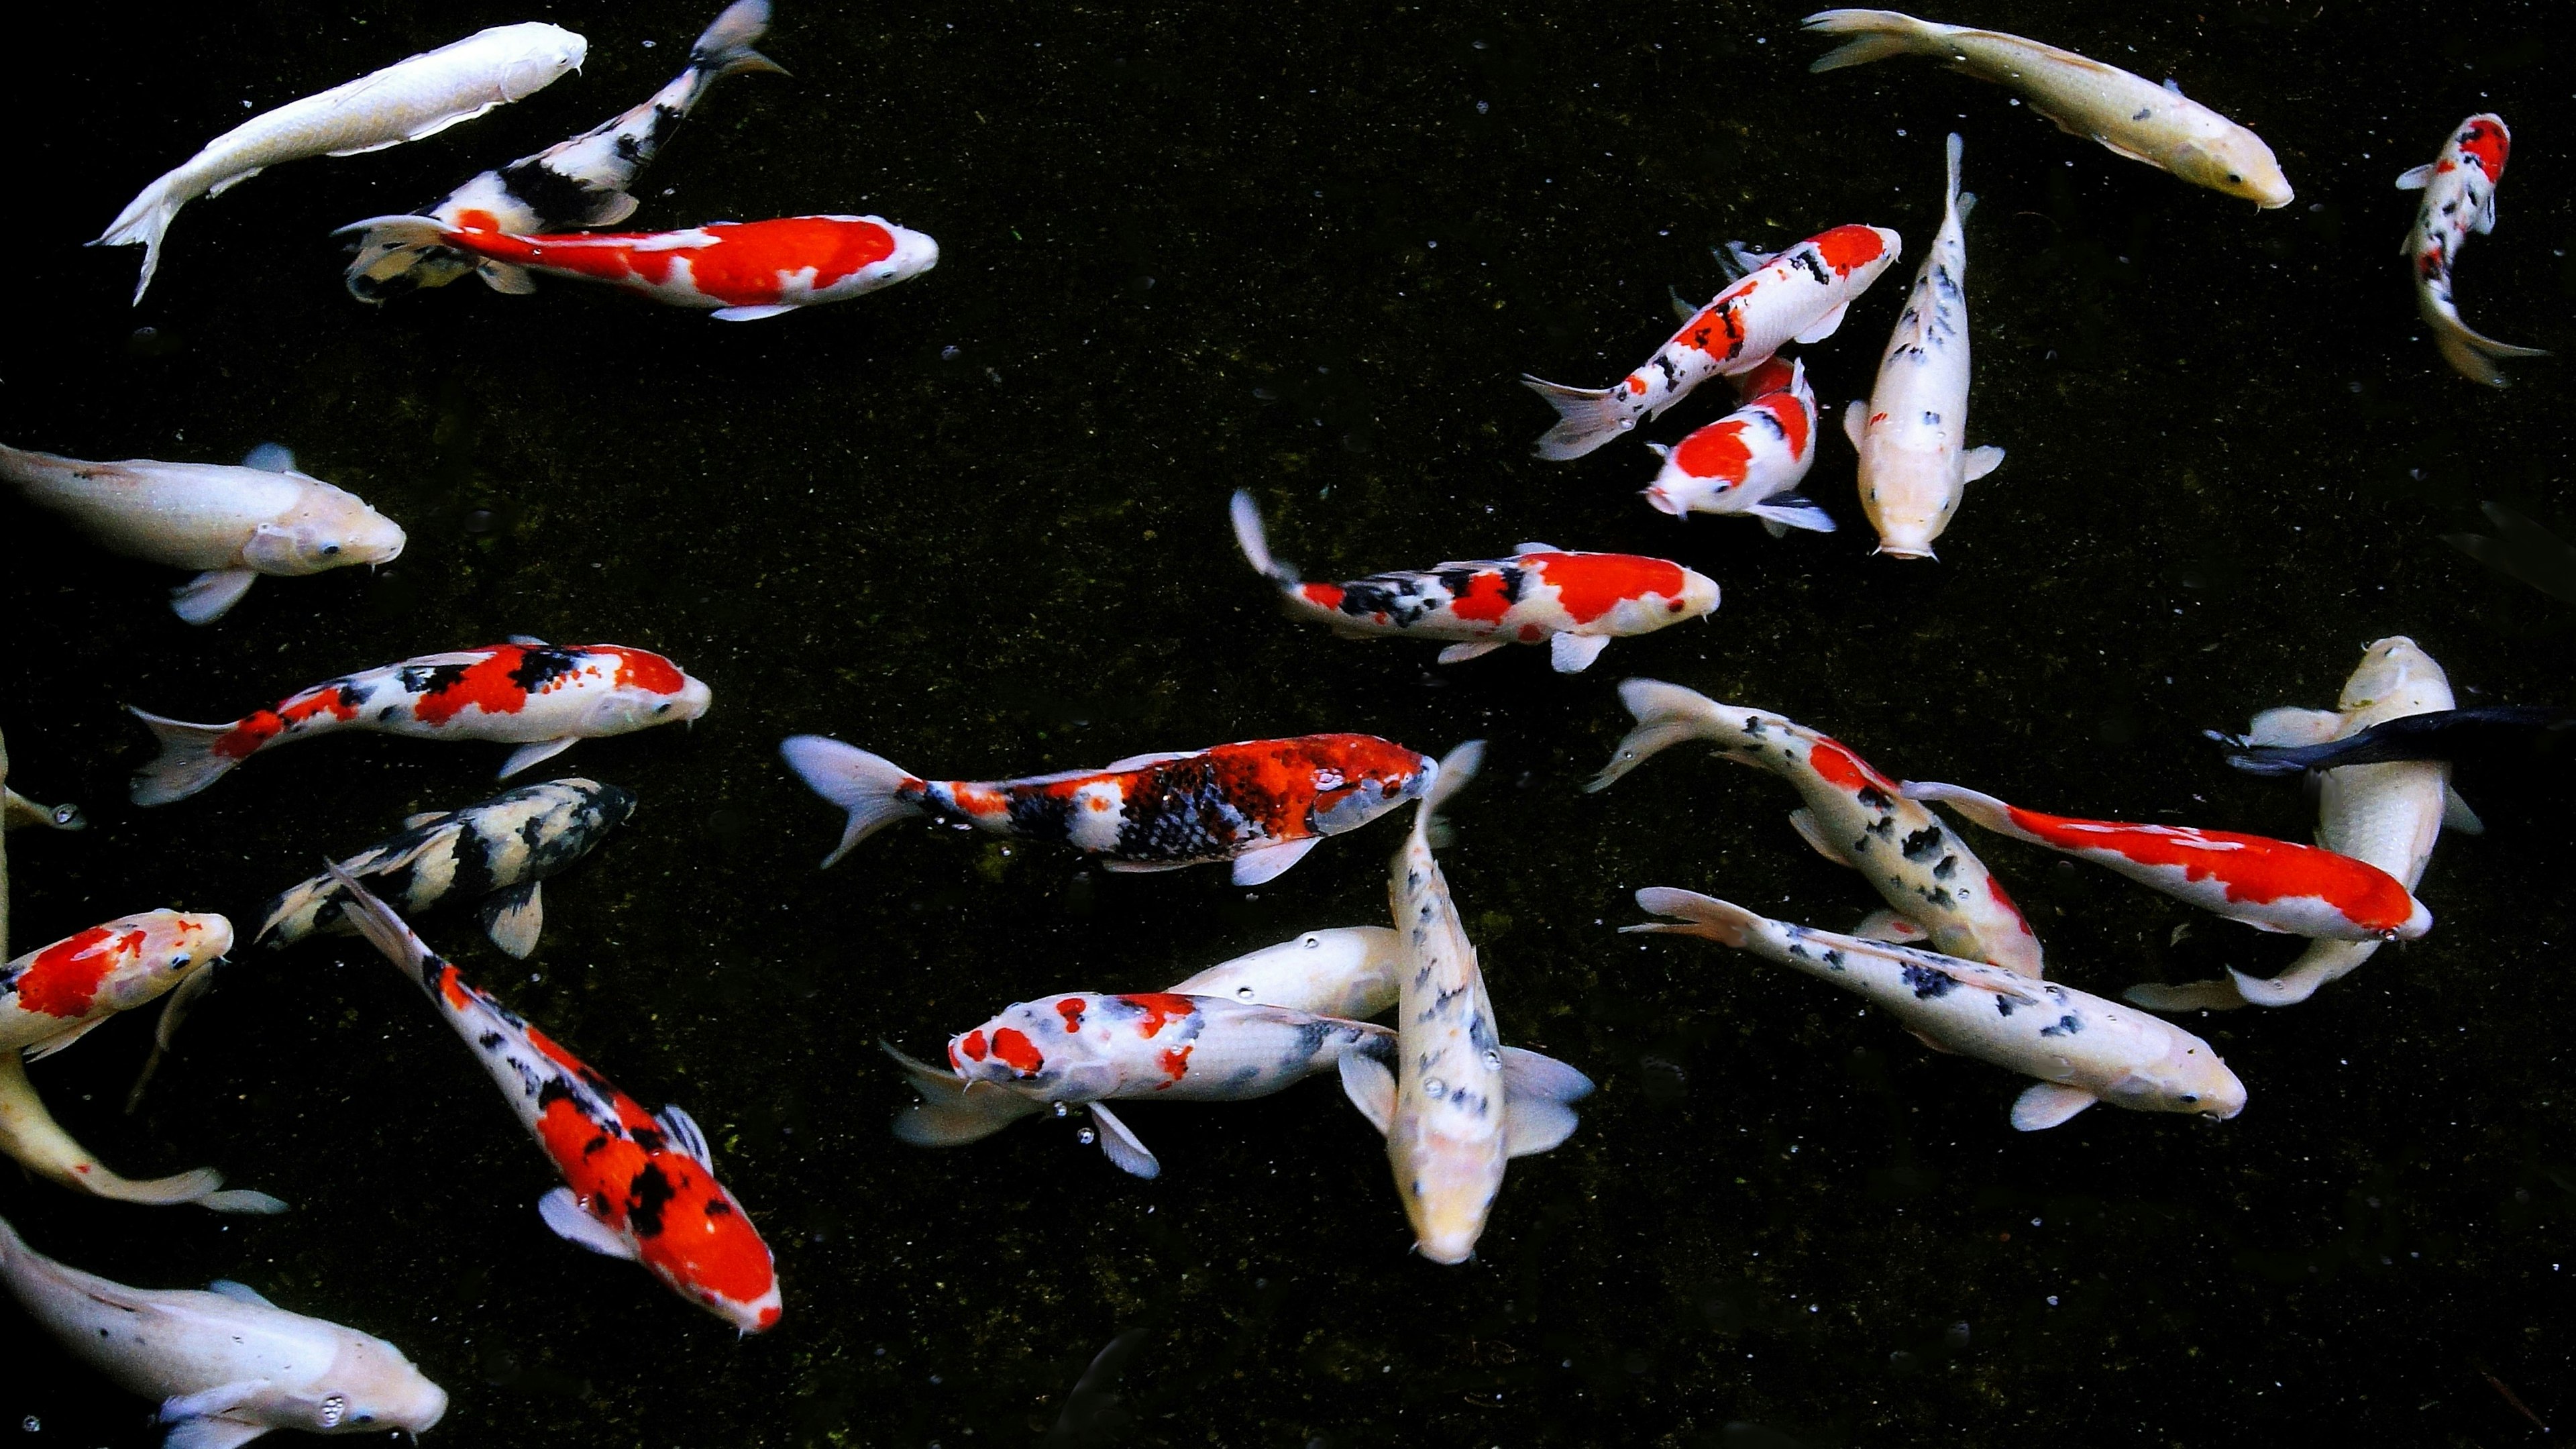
[1626,890,2245,1130]
[1804,9,2292,208]
[1847,133,2004,561]
[2397,114,2546,387]
[1164,926,1404,1019]
[1,443,404,624]
[0,1214,446,1448]
[93,22,588,303]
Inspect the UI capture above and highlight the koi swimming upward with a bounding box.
[2398,113,2546,386]
[1642,356,1833,535]
[1230,491,1718,673]
[780,732,1436,885]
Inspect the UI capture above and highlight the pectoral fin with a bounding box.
[239,443,296,473]
[480,880,545,959]
[2008,1081,2099,1131]
[1338,1053,1395,1136]
[1841,400,1868,449]
[1436,641,1509,665]
[21,1014,111,1064]
[203,1279,277,1308]
[161,1417,274,1449]
[2394,163,2434,191]
[1503,1095,1582,1157]
[539,1186,637,1259]
[2243,706,2342,749]
[1548,633,1613,674]
[158,1383,273,1426]
[1087,1103,1160,1179]
[1100,858,1195,874]
[1230,837,1318,885]
[1792,302,1849,344]
[712,304,801,321]
[1907,1028,1960,1056]
[653,1103,714,1168]
[170,570,259,625]
[499,737,578,779]
[1962,445,2005,482]
[2443,787,2485,835]
[1787,808,1854,868]
[1847,908,1927,945]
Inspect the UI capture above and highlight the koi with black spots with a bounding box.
[1642,356,1833,534]
[2398,113,2546,386]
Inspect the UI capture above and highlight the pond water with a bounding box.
[5,1,2573,1444]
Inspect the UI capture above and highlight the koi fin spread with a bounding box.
[170,568,260,626]
[1519,376,1633,461]
[480,880,545,959]
[540,1186,639,1258]
[2008,1081,2099,1131]
[1087,1103,1160,1178]
[780,737,928,867]
[126,709,244,807]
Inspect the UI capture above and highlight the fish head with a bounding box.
[2337,637,2453,720]
[947,1000,1119,1096]
[591,662,714,735]
[1672,566,1723,622]
[250,488,409,576]
[2169,136,2294,209]
[2123,1030,2248,1122]
[643,1185,784,1334]
[83,910,233,1014]
[883,223,941,284]
[1391,1122,1502,1266]
[1307,738,1440,835]
[584,779,643,832]
[311,1331,448,1437]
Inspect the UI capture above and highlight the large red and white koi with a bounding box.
[335,213,937,321]
[329,869,780,1332]
[780,732,1436,885]
[1642,356,1831,533]
[1902,781,2432,941]
[128,639,711,806]
[1521,224,1901,460]
[1590,682,2045,975]
[1230,492,1717,674]
[2398,114,2546,387]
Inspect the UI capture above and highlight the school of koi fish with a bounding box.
[0,3,2556,1442]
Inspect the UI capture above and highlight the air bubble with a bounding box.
[1482,1050,1502,1071]
[1077,1128,1097,1145]
[1052,1102,1070,1118]
[1424,1077,1448,1098]
[1236,987,1256,999]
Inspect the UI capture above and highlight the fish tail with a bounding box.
[881,1042,1042,1146]
[125,708,246,807]
[91,172,189,305]
[1519,376,1635,460]
[1623,887,1757,947]
[341,227,479,305]
[1227,489,1297,585]
[779,736,927,867]
[1801,9,1949,71]
[1895,780,2015,833]
[0,1054,268,1210]
[1413,740,1485,849]
[694,0,789,76]
[2427,304,2548,388]
[321,863,439,991]
[1587,679,1737,792]
[2122,977,2253,1012]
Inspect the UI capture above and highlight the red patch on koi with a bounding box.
[2459,121,2508,180]
[1117,993,1195,1038]
[2002,806,2419,928]
[1754,391,1811,458]
[214,713,284,761]
[1526,554,1688,625]
[12,926,137,1018]
[411,649,553,727]
[1735,356,1797,398]
[1447,571,1513,623]
[1813,225,1887,275]
[449,218,898,306]
[958,1030,989,1062]
[990,1027,1044,1075]
[1299,582,1346,610]
[1156,1045,1193,1086]
[1672,419,1754,482]
[1805,736,1901,796]
[1055,998,1087,1031]
[606,647,688,695]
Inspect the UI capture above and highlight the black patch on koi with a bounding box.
[1994,996,2019,1018]
[2039,1014,2083,1037]
[496,158,605,230]
[704,1197,735,1218]
[1900,826,1945,861]
[400,662,473,697]
[1858,785,1895,813]
[1004,787,1077,843]
[1899,963,1957,999]
[476,1031,504,1052]
[1790,250,1831,287]
[508,647,586,696]
[1339,575,1444,629]
[626,1163,678,1238]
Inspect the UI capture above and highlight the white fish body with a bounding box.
[0,444,405,623]
[1627,890,2245,1130]
[1165,926,1404,1018]
[1847,133,2003,560]
[1804,9,2291,208]
[95,22,588,303]
[2396,114,2545,386]
[0,1216,446,1448]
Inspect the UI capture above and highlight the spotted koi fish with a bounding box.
[128,639,710,807]
[1627,890,2245,1130]
[328,867,780,1332]
[1229,492,1718,674]
[347,0,786,303]
[335,213,938,321]
[1902,781,2432,941]
[1590,682,2045,975]
[2398,113,2546,387]
[1165,926,1404,1020]
[1642,356,1831,533]
[780,732,1436,885]
[1522,223,1900,460]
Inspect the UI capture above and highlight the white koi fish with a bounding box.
[2132,637,2467,1011]
[1523,225,1901,460]
[1847,133,2004,560]
[93,23,588,303]
[1,443,405,623]
[0,1216,446,1449]
[1805,10,2292,208]
[1590,681,2045,975]
[1165,926,1404,1019]
[347,1,784,303]
[1626,890,2245,1130]
[1339,742,1595,1263]
[1642,356,1833,535]
[2398,114,2546,387]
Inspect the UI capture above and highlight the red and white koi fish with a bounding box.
[1642,356,1832,534]
[1627,891,2245,1130]
[347,1,786,303]
[1590,682,2045,975]
[2399,114,2546,387]
[1166,926,1403,1019]
[1230,492,1718,674]
[128,639,711,806]
[335,214,938,321]
[329,868,780,1332]
[1848,134,2004,560]
[1522,225,1901,460]
[1902,781,2431,941]
[780,733,1436,885]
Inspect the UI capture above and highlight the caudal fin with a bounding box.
[1228,489,1295,583]
[778,736,926,867]
[881,1042,1042,1146]
[341,213,478,304]
[1415,740,1485,847]
[692,0,789,76]
[1587,678,1729,792]
[2430,310,2549,388]
[1801,9,1947,71]
[92,174,189,305]
[126,709,245,807]
[1521,376,1635,461]
[321,863,440,990]
[1623,887,1758,947]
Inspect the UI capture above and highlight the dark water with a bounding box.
[7,1,2575,1444]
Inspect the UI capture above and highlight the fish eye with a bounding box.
[2226,173,2243,184]
[168,955,191,971]
[321,543,341,555]
[2180,1093,2199,1105]
[656,702,675,713]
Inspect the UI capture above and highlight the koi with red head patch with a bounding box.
[1902,782,2432,943]
[327,867,780,1332]
[1230,491,1718,674]
[1643,356,1831,534]
[2397,113,2546,387]
[335,212,938,321]
[127,638,711,806]
[780,731,1436,885]
[1520,224,1900,460]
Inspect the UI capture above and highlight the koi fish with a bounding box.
[93,23,587,303]
[1522,225,1902,460]
[1165,926,1403,1020]
[1589,681,2045,975]
[335,214,938,321]
[1339,742,1594,1263]
[329,868,780,1332]
[1642,356,1833,534]
[1901,781,2432,941]
[0,1215,447,1449]
[347,1,786,303]
[1,443,405,624]
[2135,639,2468,1011]
[1847,133,2004,560]
[128,639,710,807]
[1627,890,2245,1130]
[780,732,1436,885]
[1229,492,1719,673]
[1804,10,2292,208]
[3,786,84,833]
[2398,114,2546,387]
